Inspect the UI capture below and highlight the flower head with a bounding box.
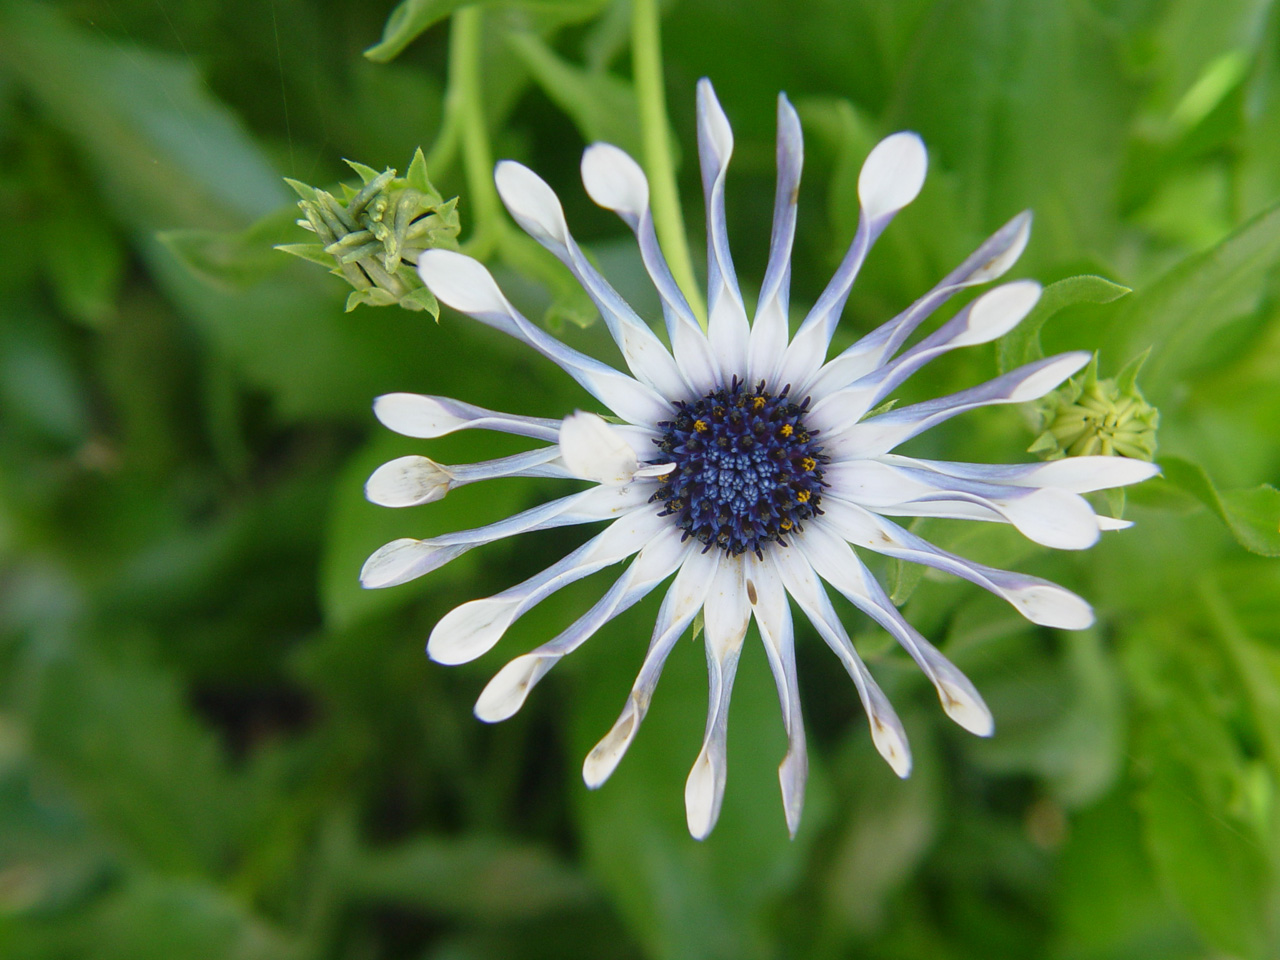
[361,80,1157,839]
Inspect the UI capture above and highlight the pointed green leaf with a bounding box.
[997,275,1130,372]
[1160,456,1280,556]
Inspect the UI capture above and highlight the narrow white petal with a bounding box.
[498,161,689,399]
[803,211,1033,399]
[373,393,560,442]
[753,554,808,837]
[820,499,1095,629]
[417,252,671,427]
[583,548,722,787]
[808,280,1043,432]
[361,482,652,590]
[857,132,928,222]
[474,528,690,722]
[826,352,1091,459]
[800,523,994,738]
[826,459,1100,551]
[685,555,749,839]
[582,144,720,392]
[880,453,1160,494]
[366,448,566,508]
[697,78,750,380]
[1098,516,1134,531]
[559,411,638,484]
[748,93,803,387]
[772,544,912,778]
[427,507,666,665]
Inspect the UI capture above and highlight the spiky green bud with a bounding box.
[276,148,460,315]
[1029,352,1159,461]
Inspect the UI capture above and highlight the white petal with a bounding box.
[494,160,570,246]
[418,249,512,317]
[373,393,560,442]
[819,498,1095,629]
[800,523,994,738]
[559,411,638,484]
[686,555,749,839]
[365,456,453,507]
[754,554,808,837]
[697,78,750,380]
[583,547,722,787]
[772,544,912,778]
[581,143,649,219]
[474,528,690,722]
[748,93,803,387]
[427,507,665,665]
[880,453,1160,494]
[803,211,1034,399]
[857,132,927,222]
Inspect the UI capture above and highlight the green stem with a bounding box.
[631,0,705,327]
[450,7,502,259]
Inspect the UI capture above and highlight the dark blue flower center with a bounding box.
[651,378,828,558]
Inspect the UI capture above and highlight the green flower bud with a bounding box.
[1029,352,1159,461]
[276,148,460,315]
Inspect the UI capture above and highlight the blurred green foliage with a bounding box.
[0,0,1279,958]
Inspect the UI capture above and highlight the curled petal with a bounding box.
[495,161,688,399]
[559,411,638,484]
[748,93,803,386]
[751,553,808,836]
[775,133,928,392]
[809,280,1042,431]
[825,459,1100,550]
[879,453,1160,493]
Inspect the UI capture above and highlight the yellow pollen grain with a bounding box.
[780,519,793,531]
[752,397,766,411]
[779,424,793,437]
[796,490,811,503]
[801,457,817,471]
[694,419,708,433]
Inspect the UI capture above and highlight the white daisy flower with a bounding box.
[361,79,1157,840]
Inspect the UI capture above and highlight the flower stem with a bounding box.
[450,7,501,259]
[631,0,705,327]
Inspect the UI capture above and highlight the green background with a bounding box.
[1,0,1279,957]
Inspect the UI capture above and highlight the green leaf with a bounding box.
[86,877,300,960]
[506,32,644,157]
[364,0,610,64]
[1113,198,1280,397]
[158,206,301,291]
[340,835,597,921]
[997,274,1131,373]
[27,642,237,877]
[1137,746,1271,960]
[1159,455,1280,556]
